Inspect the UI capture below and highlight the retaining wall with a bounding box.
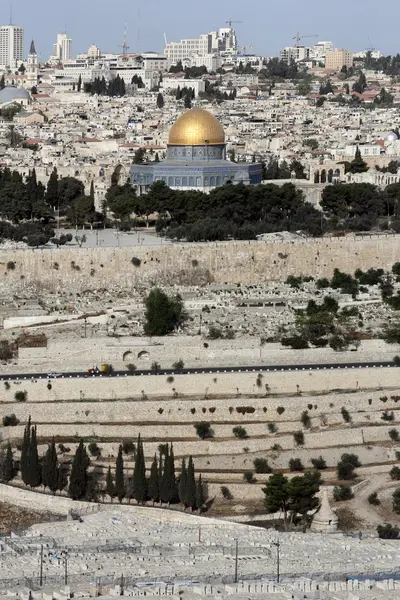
[0,235,399,292]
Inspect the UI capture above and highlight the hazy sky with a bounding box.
[1,0,397,60]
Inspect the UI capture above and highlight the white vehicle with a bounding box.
[47,372,62,379]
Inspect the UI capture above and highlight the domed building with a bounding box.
[130,108,263,194]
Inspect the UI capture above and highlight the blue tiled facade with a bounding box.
[131,143,263,194]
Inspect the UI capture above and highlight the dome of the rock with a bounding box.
[168,108,225,146]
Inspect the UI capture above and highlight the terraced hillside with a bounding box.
[1,367,400,506]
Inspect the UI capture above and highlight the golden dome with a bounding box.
[168,108,225,146]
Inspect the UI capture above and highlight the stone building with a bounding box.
[130,107,263,194]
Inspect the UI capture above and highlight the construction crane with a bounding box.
[293,32,318,47]
[238,43,253,54]
[226,17,242,29]
[119,24,130,55]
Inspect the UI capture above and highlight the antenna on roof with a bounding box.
[119,22,130,55]
[137,8,140,52]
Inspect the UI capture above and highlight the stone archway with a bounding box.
[314,170,320,184]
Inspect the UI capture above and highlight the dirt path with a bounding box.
[348,474,393,530]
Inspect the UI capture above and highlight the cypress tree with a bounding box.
[57,463,68,493]
[106,465,115,501]
[115,445,125,503]
[158,450,164,505]
[196,475,205,513]
[185,455,197,511]
[90,180,95,201]
[179,458,187,506]
[21,416,31,485]
[45,167,59,208]
[77,74,82,92]
[28,426,41,488]
[2,441,15,483]
[68,440,89,500]
[148,454,159,505]
[42,438,58,493]
[125,473,134,503]
[133,435,147,504]
[161,443,178,506]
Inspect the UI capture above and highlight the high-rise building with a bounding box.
[0,24,24,69]
[325,48,353,70]
[51,32,72,63]
[165,26,238,65]
[280,46,310,64]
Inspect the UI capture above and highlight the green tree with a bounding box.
[156,93,164,109]
[77,74,82,92]
[161,443,177,505]
[42,438,59,493]
[68,440,89,500]
[133,147,146,164]
[0,74,5,90]
[185,456,197,511]
[133,435,147,504]
[45,167,59,208]
[179,458,187,505]
[263,473,290,525]
[106,183,138,222]
[115,445,125,503]
[144,288,184,336]
[393,489,400,514]
[148,454,159,504]
[68,195,96,227]
[20,416,31,485]
[196,474,205,512]
[27,426,41,488]
[1,441,15,483]
[348,147,368,174]
[106,465,115,501]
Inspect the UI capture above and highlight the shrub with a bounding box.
[208,326,223,339]
[58,443,70,453]
[368,492,380,505]
[0,340,14,361]
[311,456,327,470]
[394,356,400,366]
[382,411,394,422]
[341,407,351,423]
[267,422,277,433]
[293,431,305,446]
[389,429,399,442]
[151,361,161,371]
[167,376,174,383]
[243,471,255,483]
[377,524,399,539]
[131,257,141,267]
[191,259,199,267]
[47,382,52,390]
[126,363,136,372]
[380,396,388,403]
[88,442,101,457]
[221,485,233,500]
[337,453,360,480]
[277,406,285,415]
[232,426,248,439]
[158,443,168,455]
[4,381,10,390]
[253,458,271,473]
[194,422,213,439]
[14,390,27,402]
[2,414,20,427]
[172,359,184,369]
[393,488,400,513]
[289,458,303,472]
[333,485,354,501]
[281,335,309,349]
[271,443,282,452]
[390,466,400,480]
[6,261,15,270]
[301,410,311,428]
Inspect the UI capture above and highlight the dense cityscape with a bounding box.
[0,11,400,600]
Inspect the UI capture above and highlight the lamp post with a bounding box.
[272,540,280,583]
[234,538,239,583]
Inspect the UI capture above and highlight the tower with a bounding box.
[26,39,38,90]
[0,25,23,69]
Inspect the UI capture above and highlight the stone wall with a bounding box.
[1,234,399,292]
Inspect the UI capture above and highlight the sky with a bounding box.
[1,0,398,60]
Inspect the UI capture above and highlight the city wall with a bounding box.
[0,235,399,292]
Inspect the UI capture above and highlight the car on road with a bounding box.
[47,372,62,379]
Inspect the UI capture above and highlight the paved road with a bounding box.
[0,361,397,381]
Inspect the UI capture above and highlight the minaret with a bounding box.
[26,39,38,90]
